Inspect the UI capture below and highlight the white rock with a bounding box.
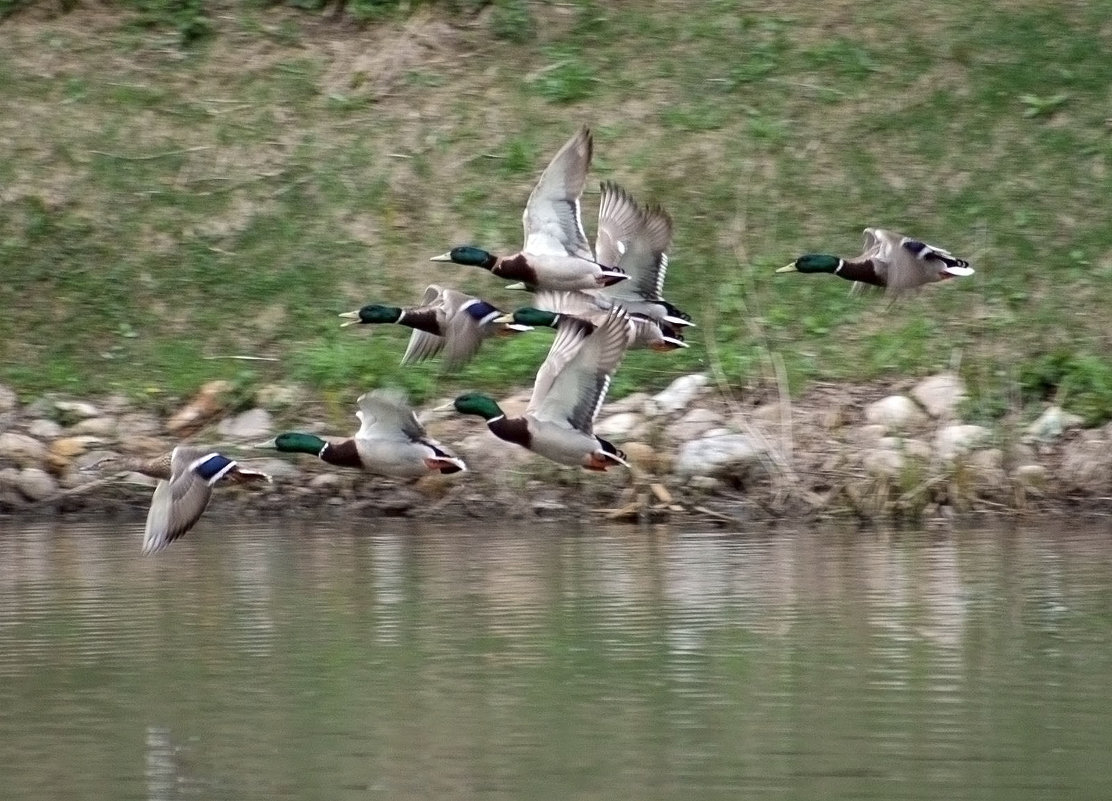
[15,467,56,501]
[0,432,49,468]
[116,412,162,437]
[911,373,966,419]
[1012,463,1048,487]
[0,384,17,413]
[594,412,644,439]
[308,473,344,491]
[864,395,928,431]
[54,400,101,419]
[255,383,305,410]
[675,433,763,478]
[249,457,301,480]
[646,373,709,416]
[666,407,723,443]
[28,419,63,439]
[935,424,990,460]
[877,436,933,461]
[603,392,651,415]
[845,424,891,447]
[217,408,274,440]
[1026,406,1085,442]
[70,416,118,438]
[864,448,904,477]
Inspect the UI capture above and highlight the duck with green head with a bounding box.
[84,446,271,554]
[339,284,532,372]
[448,308,632,471]
[778,227,974,293]
[497,290,687,352]
[261,389,466,478]
[430,126,628,293]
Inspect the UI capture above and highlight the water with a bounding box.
[1,519,1111,800]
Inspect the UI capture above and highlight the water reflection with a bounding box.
[0,519,1110,800]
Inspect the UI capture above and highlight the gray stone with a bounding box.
[1060,432,1112,489]
[863,448,904,477]
[594,412,644,439]
[864,395,928,431]
[15,467,56,501]
[217,408,273,440]
[249,457,301,481]
[666,407,724,444]
[116,412,162,437]
[935,424,990,460]
[255,383,305,411]
[70,416,118,438]
[911,373,966,419]
[27,419,63,439]
[1012,464,1048,487]
[645,373,709,416]
[54,400,101,420]
[877,436,933,462]
[308,473,344,491]
[967,448,1007,489]
[675,433,763,478]
[1026,405,1085,442]
[603,392,651,415]
[0,384,16,413]
[845,424,890,447]
[0,432,48,468]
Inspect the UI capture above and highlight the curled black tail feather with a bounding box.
[658,300,693,323]
[597,437,627,464]
[904,240,969,269]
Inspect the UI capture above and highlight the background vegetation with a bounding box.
[2,0,1110,425]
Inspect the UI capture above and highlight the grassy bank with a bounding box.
[2,0,1111,428]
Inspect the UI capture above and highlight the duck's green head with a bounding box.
[777,254,843,274]
[430,246,495,268]
[338,304,403,327]
[504,307,559,328]
[266,433,327,455]
[452,392,504,420]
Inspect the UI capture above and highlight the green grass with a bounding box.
[2,0,1112,427]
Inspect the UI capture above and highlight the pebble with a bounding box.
[666,407,724,444]
[217,408,273,440]
[594,412,643,439]
[934,424,990,461]
[28,419,63,439]
[646,373,708,416]
[911,373,966,419]
[864,395,928,431]
[1026,405,1084,442]
[54,400,100,420]
[675,433,763,478]
[70,416,118,438]
[15,467,56,501]
[1012,464,1048,487]
[255,383,305,410]
[863,448,904,478]
[0,432,49,468]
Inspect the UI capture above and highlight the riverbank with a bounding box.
[2,373,1109,530]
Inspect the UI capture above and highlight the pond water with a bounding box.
[1,518,1111,800]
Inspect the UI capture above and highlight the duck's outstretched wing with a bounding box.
[596,181,673,299]
[522,126,595,260]
[528,308,631,434]
[356,389,425,443]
